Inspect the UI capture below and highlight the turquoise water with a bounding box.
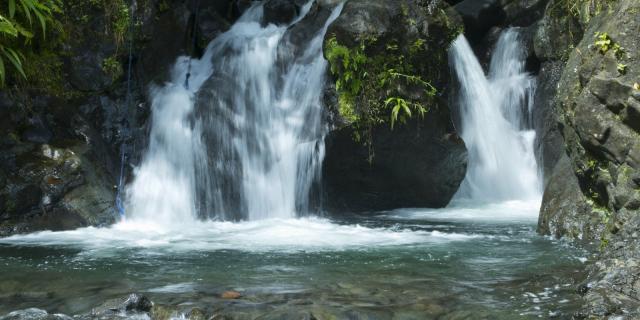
[0,203,587,319]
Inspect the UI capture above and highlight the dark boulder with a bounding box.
[323,110,467,212]
[322,0,466,212]
[538,154,603,240]
[454,0,506,43]
[500,0,550,27]
[263,0,301,26]
[124,293,153,312]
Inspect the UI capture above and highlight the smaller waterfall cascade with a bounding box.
[450,29,541,202]
[125,2,344,224]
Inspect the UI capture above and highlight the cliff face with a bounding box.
[0,0,468,230]
[536,0,640,316]
[0,0,241,235]
[446,0,640,316]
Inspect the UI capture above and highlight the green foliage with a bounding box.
[0,0,61,86]
[617,63,627,74]
[324,35,437,134]
[594,32,612,53]
[593,32,627,75]
[323,1,461,161]
[106,0,130,50]
[552,0,617,21]
[325,36,367,107]
[594,32,624,57]
[102,55,123,81]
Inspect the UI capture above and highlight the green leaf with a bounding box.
[33,8,47,35]
[3,47,25,79]
[401,102,411,118]
[391,104,401,129]
[19,0,32,24]
[9,0,16,18]
[0,19,18,37]
[0,55,5,85]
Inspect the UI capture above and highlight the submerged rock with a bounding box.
[221,291,242,299]
[0,309,72,320]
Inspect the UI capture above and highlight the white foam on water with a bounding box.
[0,218,483,254]
[389,199,541,224]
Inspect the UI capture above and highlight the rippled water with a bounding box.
[0,202,587,319]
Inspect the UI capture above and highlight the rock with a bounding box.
[187,308,208,320]
[0,309,72,320]
[123,293,153,312]
[90,293,153,318]
[221,291,242,299]
[323,111,468,212]
[532,61,565,184]
[454,0,505,43]
[324,0,391,46]
[138,1,191,84]
[279,0,336,60]
[68,48,116,92]
[538,0,640,316]
[533,3,582,62]
[263,0,300,26]
[322,0,466,212]
[538,154,604,241]
[589,77,633,114]
[623,98,640,133]
[500,0,550,27]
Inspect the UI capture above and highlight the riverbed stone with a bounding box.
[221,291,242,299]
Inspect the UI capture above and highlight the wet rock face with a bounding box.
[320,0,467,212]
[0,0,247,235]
[535,0,640,317]
[263,0,301,26]
[454,0,506,43]
[539,0,640,243]
[323,111,468,212]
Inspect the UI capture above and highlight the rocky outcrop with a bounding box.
[321,0,467,212]
[0,0,241,236]
[323,109,467,212]
[539,0,640,243]
[535,0,640,317]
[531,1,583,183]
[451,0,549,43]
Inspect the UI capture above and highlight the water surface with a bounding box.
[0,202,586,319]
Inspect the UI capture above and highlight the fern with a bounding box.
[0,0,61,86]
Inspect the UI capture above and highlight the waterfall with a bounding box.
[126,2,344,223]
[450,29,541,203]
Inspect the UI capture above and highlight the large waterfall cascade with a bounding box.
[125,2,344,223]
[449,29,542,204]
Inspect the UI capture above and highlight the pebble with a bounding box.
[221,291,242,299]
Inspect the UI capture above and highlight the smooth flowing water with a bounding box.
[450,30,540,202]
[0,6,585,319]
[0,204,586,318]
[127,1,335,222]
